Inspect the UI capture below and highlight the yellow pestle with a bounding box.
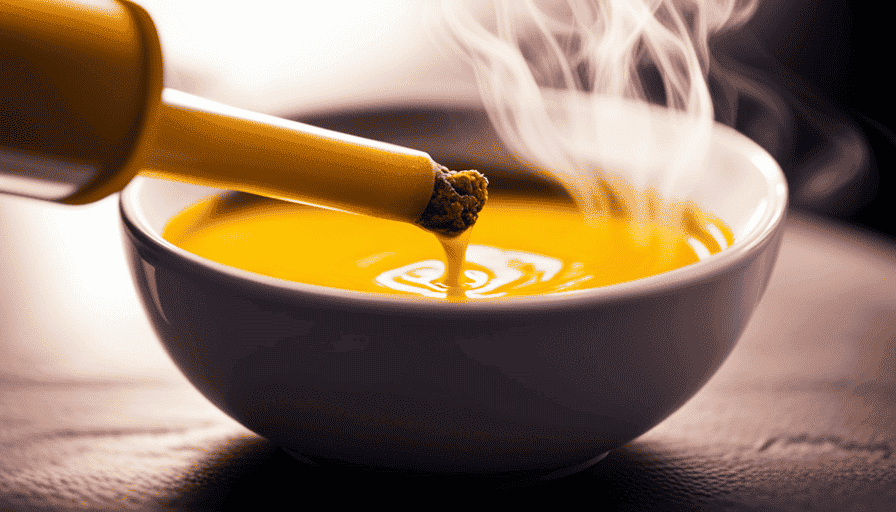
[143,90,439,226]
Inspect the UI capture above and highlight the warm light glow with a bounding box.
[134,0,478,114]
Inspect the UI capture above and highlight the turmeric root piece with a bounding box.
[416,166,488,237]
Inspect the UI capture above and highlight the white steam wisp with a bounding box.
[439,0,758,227]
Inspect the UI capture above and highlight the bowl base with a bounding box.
[280,447,608,488]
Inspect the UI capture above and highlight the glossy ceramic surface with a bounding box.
[120,122,786,475]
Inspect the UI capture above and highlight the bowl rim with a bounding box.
[120,122,787,315]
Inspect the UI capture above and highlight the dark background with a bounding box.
[742,0,894,238]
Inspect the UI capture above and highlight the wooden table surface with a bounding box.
[1,195,894,510]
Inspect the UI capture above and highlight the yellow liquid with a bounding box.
[163,193,733,299]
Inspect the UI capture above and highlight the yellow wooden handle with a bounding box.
[144,90,437,224]
[1,0,440,224]
[0,0,163,203]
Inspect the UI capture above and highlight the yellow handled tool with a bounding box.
[0,0,485,234]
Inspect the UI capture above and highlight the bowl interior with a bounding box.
[690,124,785,240]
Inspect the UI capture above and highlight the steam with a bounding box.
[439,0,758,226]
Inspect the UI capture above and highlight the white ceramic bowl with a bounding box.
[120,119,786,477]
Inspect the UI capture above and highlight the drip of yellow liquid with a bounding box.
[436,229,472,296]
[163,193,733,300]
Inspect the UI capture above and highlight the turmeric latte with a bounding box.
[163,192,733,300]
